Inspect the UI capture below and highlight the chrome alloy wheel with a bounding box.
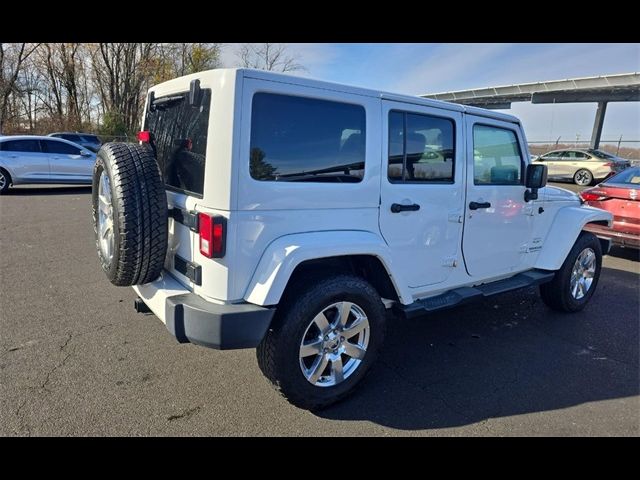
[299,301,370,387]
[570,247,596,300]
[97,171,115,264]
[0,171,6,190]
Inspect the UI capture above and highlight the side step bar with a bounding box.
[397,269,555,319]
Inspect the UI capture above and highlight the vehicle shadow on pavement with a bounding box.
[609,246,639,262]
[315,268,639,430]
[5,186,92,196]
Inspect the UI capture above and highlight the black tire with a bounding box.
[0,168,11,194]
[573,168,593,186]
[257,274,386,410]
[92,143,168,286]
[540,231,602,312]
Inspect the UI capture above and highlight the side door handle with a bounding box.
[469,201,491,210]
[391,203,420,213]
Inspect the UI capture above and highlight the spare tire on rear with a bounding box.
[92,143,168,286]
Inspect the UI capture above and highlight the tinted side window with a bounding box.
[473,125,523,185]
[0,139,41,152]
[42,140,82,155]
[250,93,366,183]
[60,134,79,142]
[388,111,455,183]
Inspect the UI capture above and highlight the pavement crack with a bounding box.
[40,334,74,393]
[2,323,113,358]
[167,406,201,422]
[529,321,636,368]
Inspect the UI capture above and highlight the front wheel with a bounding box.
[257,274,386,410]
[0,169,11,194]
[540,231,602,312]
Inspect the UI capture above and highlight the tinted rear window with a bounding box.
[81,135,101,143]
[0,139,41,152]
[60,134,79,142]
[588,149,619,159]
[250,93,366,182]
[144,89,211,197]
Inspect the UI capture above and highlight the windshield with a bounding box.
[144,89,211,197]
[603,167,640,185]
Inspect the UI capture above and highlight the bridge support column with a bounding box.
[590,101,607,149]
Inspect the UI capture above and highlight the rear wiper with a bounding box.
[150,95,185,110]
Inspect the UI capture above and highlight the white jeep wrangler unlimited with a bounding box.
[92,68,613,410]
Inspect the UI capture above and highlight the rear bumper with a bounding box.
[133,272,275,350]
[584,224,640,249]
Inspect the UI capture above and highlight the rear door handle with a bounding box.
[391,203,420,213]
[469,201,491,210]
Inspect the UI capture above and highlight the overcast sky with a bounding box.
[223,43,640,142]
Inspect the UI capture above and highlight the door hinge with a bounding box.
[168,207,199,232]
[174,255,202,285]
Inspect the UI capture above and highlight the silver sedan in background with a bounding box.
[0,135,96,194]
[533,148,630,186]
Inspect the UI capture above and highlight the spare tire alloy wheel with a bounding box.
[97,172,114,265]
[92,143,168,286]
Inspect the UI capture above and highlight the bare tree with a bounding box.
[90,43,159,135]
[0,42,224,136]
[172,43,222,77]
[237,43,305,72]
[0,43,39,131]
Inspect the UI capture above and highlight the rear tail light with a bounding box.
[137,130,151,143]
[580,191,610,202]
[604,162,614,167]
[198,213,226,258]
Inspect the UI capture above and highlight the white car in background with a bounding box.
[533,148,630,186]
[0,135,96,194]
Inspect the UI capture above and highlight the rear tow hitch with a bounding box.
[134,297,152,314]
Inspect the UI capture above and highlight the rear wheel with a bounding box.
[573,169,593,186]
[92,143,168,286]
[257,274,386,410]
[540,231,602,312]
[0,168,11,194]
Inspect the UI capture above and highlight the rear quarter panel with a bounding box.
[223,75,385,302]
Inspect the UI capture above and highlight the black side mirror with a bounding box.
[524,163,547,202]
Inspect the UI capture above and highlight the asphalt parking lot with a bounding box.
[1,183,638,436]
